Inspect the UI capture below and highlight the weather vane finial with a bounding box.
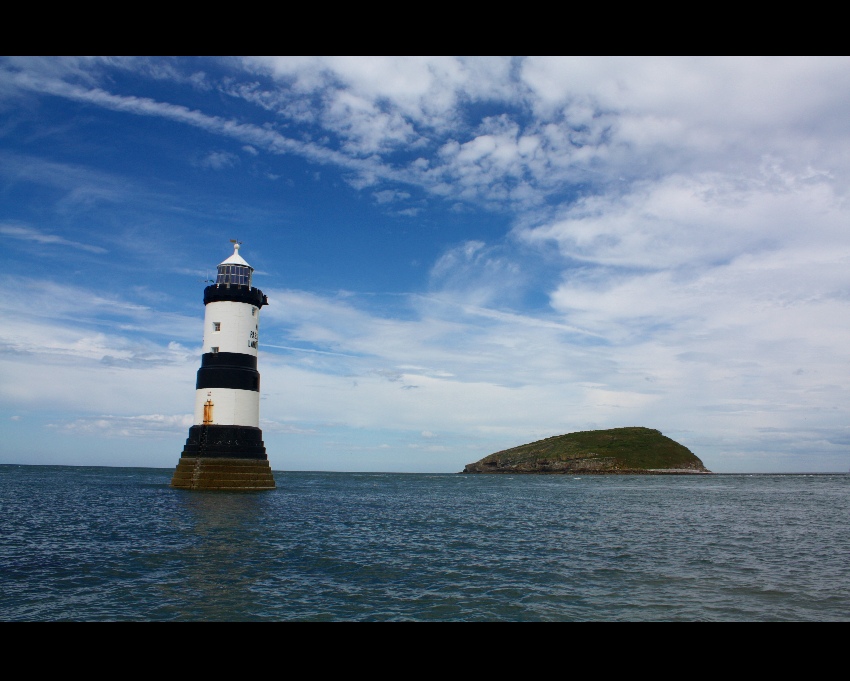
[230,238,242,253]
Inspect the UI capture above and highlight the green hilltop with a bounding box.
[462,427,710,475]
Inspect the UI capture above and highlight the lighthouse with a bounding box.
[170,241,276,490]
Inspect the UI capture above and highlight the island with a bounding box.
[461,427,711,474]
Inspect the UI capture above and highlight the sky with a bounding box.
[1,56,849,474]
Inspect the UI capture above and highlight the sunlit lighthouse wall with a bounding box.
[170,241,276,490]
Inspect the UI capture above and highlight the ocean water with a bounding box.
[1,465,848,621]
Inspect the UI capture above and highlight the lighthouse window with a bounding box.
[211,346,219,354]
[213,322,221,332]
[216,264,252,287]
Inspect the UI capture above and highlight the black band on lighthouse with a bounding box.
[196,367,260,391]
[201,352,257,370]
[204,284,268,308]
[196,352,260,391]
[180,425,267,459]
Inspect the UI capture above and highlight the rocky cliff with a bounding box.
[462,427,710,474]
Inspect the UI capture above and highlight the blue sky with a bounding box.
[1,56,849,473]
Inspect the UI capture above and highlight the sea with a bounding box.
[1,464,848,621]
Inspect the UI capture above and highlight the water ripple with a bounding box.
[1,467,848,620]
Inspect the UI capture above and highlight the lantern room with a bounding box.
[215,241,253,287]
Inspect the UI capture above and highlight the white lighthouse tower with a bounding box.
[171,240,275,490]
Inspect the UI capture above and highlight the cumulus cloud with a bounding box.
[519,167,850,341]
[7,56,850,209]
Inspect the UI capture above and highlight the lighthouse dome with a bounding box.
[215,242,253,287]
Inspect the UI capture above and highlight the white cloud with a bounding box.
[0,276,200,416]
[428,240,528,308]
[0,224,106,253]
[0,153,132,208]
[247,56,515,127]
[0,276,200,344]
[197,150,238,170]
[373,189,411,204]
[59,413,193,438]
[519,168,850,329]
[8,56,850,211]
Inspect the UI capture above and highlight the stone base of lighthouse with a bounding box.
[170,458,275,490]
[170,425,275,490]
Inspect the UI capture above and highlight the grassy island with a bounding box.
[462,427,710,474]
